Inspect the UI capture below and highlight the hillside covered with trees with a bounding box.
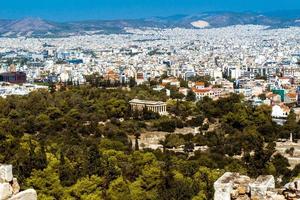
[0,85,300,200]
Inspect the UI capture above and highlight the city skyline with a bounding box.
[1,0,300,21]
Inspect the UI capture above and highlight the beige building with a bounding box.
[129,99,167,115]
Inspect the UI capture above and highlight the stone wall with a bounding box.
[0,165,37,200]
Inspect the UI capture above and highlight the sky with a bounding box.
[0,0,300,21]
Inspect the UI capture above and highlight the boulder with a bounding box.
[9,189,37,200]
[0,166,12,183]
[250,175,275,198]
[266,191,285,200]
[0,183,13,200]
[214,172,239,200]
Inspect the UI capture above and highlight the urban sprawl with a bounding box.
[2,25,300,199]
[0,25,299,120]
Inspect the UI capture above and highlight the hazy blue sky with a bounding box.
[1,0,300,21]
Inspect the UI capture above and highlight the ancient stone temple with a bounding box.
[129,99,168,115]
[0,164,37,200]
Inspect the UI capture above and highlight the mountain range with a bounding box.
[0,11,300,37]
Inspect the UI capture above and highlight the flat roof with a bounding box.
[129,99,166,106]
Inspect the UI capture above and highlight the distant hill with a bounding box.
[0,11,300,37]
[0,18,62,37]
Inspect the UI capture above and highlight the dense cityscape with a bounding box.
[1,25,300,119]
[1,1,300,200]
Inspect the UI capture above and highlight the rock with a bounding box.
[0,166,12,183]
[238,186,247,195]
[266,194,285,200]
[266,191,286,200]
[9,189,37,200]
[11,179,20,195]
[250,196,260,200]
[286,192,297,198]
[250,175,275,198]
[214,173,298,199]
[214,172,239,200]
[293,179,300,191]
[289,182,296,191]
[236,195,250,200]
[231,189,239,199]
[0,183,13,200]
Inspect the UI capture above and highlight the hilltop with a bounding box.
[0,10,300,37]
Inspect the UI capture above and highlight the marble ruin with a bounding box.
[214,172,300,200]
[0,165,37,200]
[276,133,300,169]
[129,99,168,115]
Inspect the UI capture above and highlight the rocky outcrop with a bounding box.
[0,165,37,200]
[214,172,300,200]
[214,172,251,200]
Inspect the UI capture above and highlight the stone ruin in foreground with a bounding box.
[0,164,36,200]
[214,172,300,200]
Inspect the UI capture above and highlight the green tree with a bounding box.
[186,90,196,102]
[58,151,76,187]
[129,77,136,88]
[64,176,104,200]
[134,131,141,151]
[184,141,195,153]
[193,167,223,200]
[25,154,64,200]
[130,163,161,200]
[166,134,185,149]
[271,154,291,181]
[107,177,131,200]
